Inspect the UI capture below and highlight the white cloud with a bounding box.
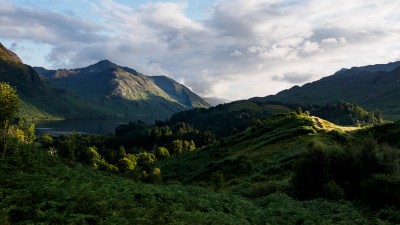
[1,0,400,100]
[230,50,243,56]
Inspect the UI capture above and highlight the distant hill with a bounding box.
[252,61,400,120]
[35,60,209,119]
[202,96,230,106]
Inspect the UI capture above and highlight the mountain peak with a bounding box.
[0,42,23,64]
[90,59,117,70]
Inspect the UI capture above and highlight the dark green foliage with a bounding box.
[308,101,383,126]
[168,101,292,137]
[115,120,214,151]
[361,174,400,209]
[1,145,374,224]
[0,146,262,224]
[361,121,400,147]
[291,137,399,210]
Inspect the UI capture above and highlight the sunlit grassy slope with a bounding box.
[159,113,358,191]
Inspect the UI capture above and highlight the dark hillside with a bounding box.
[254,61,400,120]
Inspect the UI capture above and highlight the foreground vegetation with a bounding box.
[1,82,399,224]
[0,142,388,224]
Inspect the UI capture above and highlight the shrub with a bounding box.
[323,180,345,200]
[361,174,400,208]
[155,147,170,159]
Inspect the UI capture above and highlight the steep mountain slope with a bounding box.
[0,43,23,63]
[0,43,113,119]
[253,61,400,120]
[148,75,210,108]
[35,60,208,118]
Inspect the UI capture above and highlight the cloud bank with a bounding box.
[1,0,400,100]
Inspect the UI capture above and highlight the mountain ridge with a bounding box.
[252,61,400,120]
[0,43,208,119]
[35,60,209,117]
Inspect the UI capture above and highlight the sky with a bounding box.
[1,0,400,100]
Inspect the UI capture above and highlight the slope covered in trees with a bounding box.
[167,100,383,137]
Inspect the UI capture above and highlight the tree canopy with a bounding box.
[0,82,19,158]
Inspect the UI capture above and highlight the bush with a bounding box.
[155,147,170,159]
[323,180,345,200]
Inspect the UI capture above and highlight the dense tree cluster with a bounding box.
[292,135,400,208]
[308,101,383,126]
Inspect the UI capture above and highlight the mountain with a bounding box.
[0,43,114,119]
[0,43,23,63]
[148,76,210,108]
[1,43,208,119]
[202,96,230,106]
[35,60,209,119]
[252,61,400,120]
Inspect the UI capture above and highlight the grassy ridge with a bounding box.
[159,113,318,187]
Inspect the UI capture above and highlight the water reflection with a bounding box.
[35,117,156,135]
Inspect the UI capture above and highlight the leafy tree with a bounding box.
[86,146,101,168]
[155,146,170,159]
[136,151,156,173]
[118,145,126,158]
[7,118,36,144]
[117,157,136,173]
[0,82,19,159]
[170,139,183,155]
